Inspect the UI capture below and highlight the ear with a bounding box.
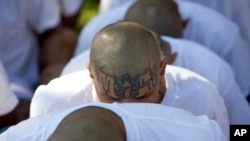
[182,19,190,29]
[86,63,94,81]
[160,59,167,76]
[170,52,178,64]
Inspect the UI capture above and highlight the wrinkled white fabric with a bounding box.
[76,0,250,96]
[0,61,18,116]
[31,65,229,138]
[1,103,227,141]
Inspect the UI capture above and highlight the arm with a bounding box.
[38,27,78,84]
[0,99,30,128]
[60,0,86,29]
[26,0,79,84]
[0,62,29,128]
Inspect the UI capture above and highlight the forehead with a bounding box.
[95,67,158,99]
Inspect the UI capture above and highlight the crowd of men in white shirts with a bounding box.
[1,0,250,140]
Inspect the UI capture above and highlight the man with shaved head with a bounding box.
[125,0,183,37]
[99,0,250,45]
[61,29,250,126]
[124,0,250,99]
[30,21,229,138]
[76,0,250,99]
[88,22,164,102]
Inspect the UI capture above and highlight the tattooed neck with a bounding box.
[94,64,158,99]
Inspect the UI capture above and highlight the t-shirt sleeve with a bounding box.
[59,0,84,16]
[204,83,229,138]
[30,85,52,117]
[0,62,18,116]
[29,85,67,117]
[30,71,91,117]
[26,0,60,34]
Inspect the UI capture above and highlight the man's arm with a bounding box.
[38,27,78,84]
[0,99,30,128]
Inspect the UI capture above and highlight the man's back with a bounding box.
[76,0,250,96]
[99,0,250,45]
[65,35,250,125]
[175,0,250,95]
[181,0,250,45]
[30,65,229,137]
[2,103,227,141]
[162,36,250,124]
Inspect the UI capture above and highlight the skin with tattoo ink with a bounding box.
[87,22,167,103]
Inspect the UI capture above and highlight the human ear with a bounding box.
[182,19,190,29]
[160,59,167,76]
[170,52,178,64]
[86,63,94,81]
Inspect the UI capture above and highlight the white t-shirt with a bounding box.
[61,49,90,76]
[0,0,60,99]
[75,0,250,96]
[31,65,229,138]
[162,36,250,125]
[1,103,227,141]
[0,61,18,116]
[176,0,250,96]
[180,0,250,45]
[59,0,84,16]
[99,0,250,45]
[63,35,250,125]
[99,0,129,14]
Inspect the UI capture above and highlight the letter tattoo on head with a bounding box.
[96,65,158,99]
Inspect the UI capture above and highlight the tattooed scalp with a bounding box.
[89,22,161,100]
[95,64,158,99]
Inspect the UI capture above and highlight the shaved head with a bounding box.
[150,31,172,61]
[89,22,164,102]
[125,0,183,37]
[48,107,125,141]
[90,22,160,76]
